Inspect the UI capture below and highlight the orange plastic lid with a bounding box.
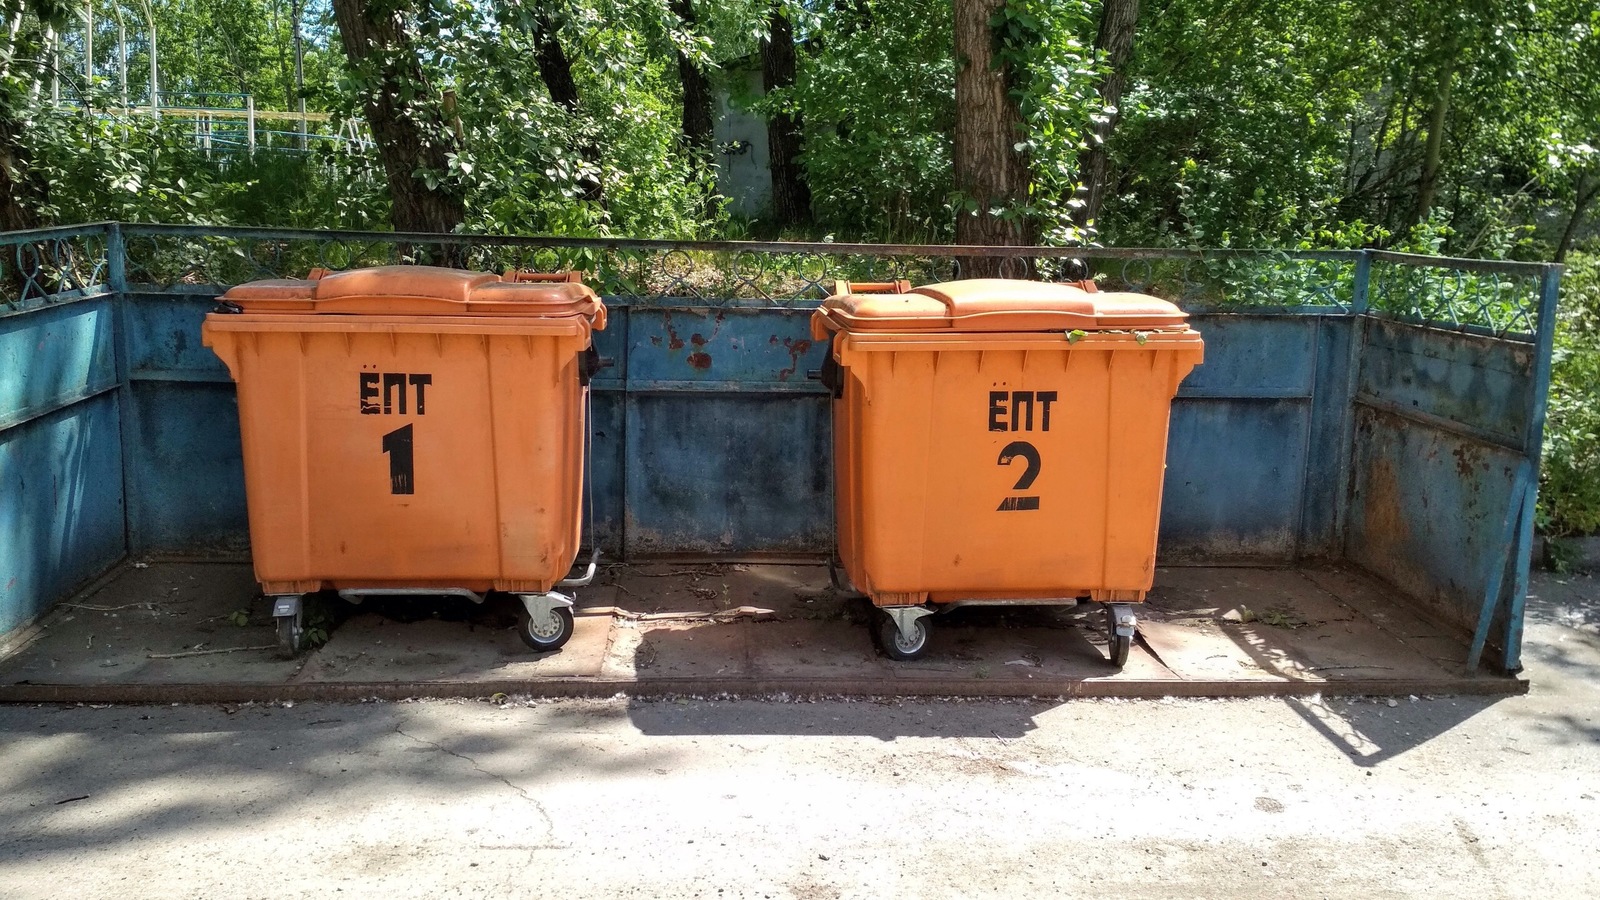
[219,266,605,324]
[818,278,1187,332]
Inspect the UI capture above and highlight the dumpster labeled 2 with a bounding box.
[203,266,608,658]
[812,278,1203,666]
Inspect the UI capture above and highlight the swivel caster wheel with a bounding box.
[517,592,576,652]
[876,607,935,661]
[1104,603,1137,669]
[270,594,306,660]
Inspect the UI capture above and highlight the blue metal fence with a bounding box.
[0,223,1562,672]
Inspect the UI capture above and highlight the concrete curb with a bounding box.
[0,673,1528,705]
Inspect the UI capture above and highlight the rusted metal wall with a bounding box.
[0,227,126,635]
[1345,318,1539,666]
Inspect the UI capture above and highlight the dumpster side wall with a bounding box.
[0,298,127,635]
[1345,316,1537,640]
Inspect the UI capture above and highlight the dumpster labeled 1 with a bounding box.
[812,278,1203,666]
[203,266,608,658]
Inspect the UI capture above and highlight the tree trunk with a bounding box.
[532,7,580,113]
[1414,59,1454,227]
[0,112,39,232]
[761,6,811,227]
[1074,0,1139,235]
[1555,173,1598,263]
[530,5,604,205]
[953,0,1034,275]
[670,0,713,160]
[330,0,465,239]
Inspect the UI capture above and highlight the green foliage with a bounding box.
[24,92,386,229]
[1106,0,1369,247]
[0,0,1591,261]
[28,105,220,223]
[1541,251,1600,535]
[781,0,955,240]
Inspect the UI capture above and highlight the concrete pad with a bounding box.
[297,611,612,682]
[631,621,753,678]
[744,619,881,679]
[0,561,1525,700]
[0,563,298,685]
[1142,567,1459,683]
[1301,566,1481,672]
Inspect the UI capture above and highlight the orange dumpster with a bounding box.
[811,278,1203,666]
[202,266,607,657]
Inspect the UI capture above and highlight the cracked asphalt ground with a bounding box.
[1,572,1597,899]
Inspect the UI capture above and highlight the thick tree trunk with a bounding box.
[761,6,811,227]
[330,0,465,238]
[953,0,1034,275]
[1074,0,1139,235]
[670,0,713,159]
[530,5,604,205]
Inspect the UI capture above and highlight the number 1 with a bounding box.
[382,424,414,495]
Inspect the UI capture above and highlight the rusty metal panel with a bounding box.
[1303,315,1357,555]
[126,380,249,554]
[0,298,118,428]
[1356,317,1534,451]
[624,394,831,557]
[616,306,832,557]
[1345,403,1523,638]
[1160,398,1311,561]
[0,394,126,634]
[588,390,626,555]
[623,306,827,390]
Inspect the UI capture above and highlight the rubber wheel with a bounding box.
[876,613,931,662]
[275,613,304,660]
[519,605,575,652]
[1105,605,1131,669]
[1108,632,1132,669]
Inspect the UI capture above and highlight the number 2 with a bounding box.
[997,440,1040,511]
[382,424,415,495]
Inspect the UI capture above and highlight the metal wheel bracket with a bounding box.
[270,594,303,619]
[883,605,936,643]
[517,591,576,633]
[1106,603,1138,638]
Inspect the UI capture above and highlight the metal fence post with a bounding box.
[106,222,142,555]
[1500,263,1566,672]
[1349,249,1372,315]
